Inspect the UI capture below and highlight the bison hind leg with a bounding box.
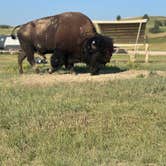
[50,54,62,69]
[18,50,26,74]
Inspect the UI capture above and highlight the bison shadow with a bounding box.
[40,64,127,75]
[74,65,127,74]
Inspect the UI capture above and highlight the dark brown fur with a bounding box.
[11,12,113,74]
[50,34,114,75]
[11,12,96,73]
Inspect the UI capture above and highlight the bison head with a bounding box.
[83,34,114,75]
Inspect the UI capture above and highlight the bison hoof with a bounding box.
[90,68,100,75]
[35,68,40,74]
[67,69,75,74]
[48,68,54,74]
[19,70,23,74]
[91,72,99,76]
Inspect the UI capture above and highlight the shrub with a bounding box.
[155,20,163,27]
[0,25,11,29]
[142,14,149,21]
[163,20,166,26]
[116,15,121,21]
[149,21,163,33]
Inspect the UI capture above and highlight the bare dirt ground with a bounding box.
[10,70,166,87]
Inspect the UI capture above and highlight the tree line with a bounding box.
[0,25,12,29]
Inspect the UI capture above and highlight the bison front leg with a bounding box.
[48,50,65,74]
[64,61,75,74]
[89,61,100,75]
[90,67,100,75]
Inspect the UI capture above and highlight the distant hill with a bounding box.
[0,25,12,29]
[122,16,166,36]
[147,16,166,27]
[121,16,166,21]
[122,16,166,27]
[121,16,166,50]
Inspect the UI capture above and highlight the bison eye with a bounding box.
[92,40,96,45]
[91,40,97,50]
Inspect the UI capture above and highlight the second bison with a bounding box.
[11,12,114,74]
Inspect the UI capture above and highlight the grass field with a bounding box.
[0,54,166,165]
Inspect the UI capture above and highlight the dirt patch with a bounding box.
[10,70,165,87]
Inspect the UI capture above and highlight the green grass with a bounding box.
[111,54,166,71]
[149,37,166,44]
[1,77,166,165]
[0,27,13,35]
[149,37,166,51]
[0,54,166,165]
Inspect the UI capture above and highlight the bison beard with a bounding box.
[49,34,114,75]
[11,12,114,74]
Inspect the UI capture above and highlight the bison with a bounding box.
[11,12,114,74]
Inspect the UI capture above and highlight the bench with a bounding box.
[93,19,149,62]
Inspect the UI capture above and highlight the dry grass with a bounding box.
[4,70,165,87]
[148,32,166,39]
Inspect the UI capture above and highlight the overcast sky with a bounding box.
[0,0,165,26]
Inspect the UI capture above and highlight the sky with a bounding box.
[0,0,165,26]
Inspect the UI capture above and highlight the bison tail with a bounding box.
[11,25,21,39]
